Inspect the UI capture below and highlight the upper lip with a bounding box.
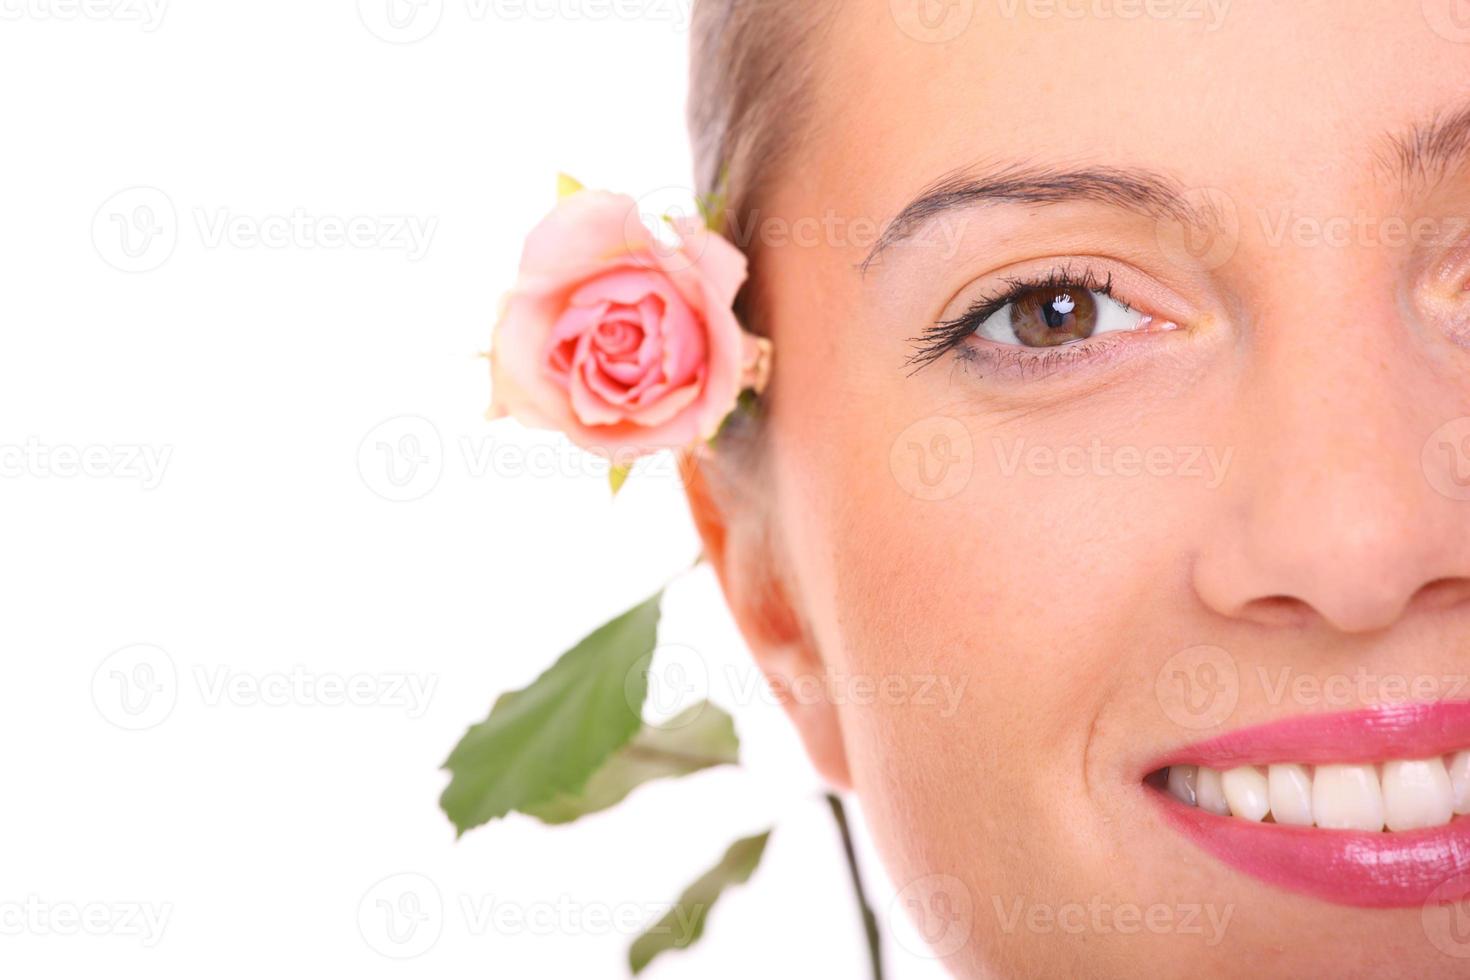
[1143,700,1470,773]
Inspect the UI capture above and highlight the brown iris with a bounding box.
[1009,287,1098,347]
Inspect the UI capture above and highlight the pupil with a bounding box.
[1045,293,1075,329]
[1009,286,1096,348]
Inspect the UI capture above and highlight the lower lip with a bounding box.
[1152,790,1470,908]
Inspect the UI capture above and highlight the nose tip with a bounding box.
[1193,506,1470,635]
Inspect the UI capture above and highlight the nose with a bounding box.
[1191,288,1470,634]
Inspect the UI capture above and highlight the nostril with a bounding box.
[1409,578,1470,615]
[1238,595,1316,628]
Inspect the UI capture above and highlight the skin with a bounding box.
[684,1,1470,977]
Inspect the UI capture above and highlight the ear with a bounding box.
[680,451,852,791]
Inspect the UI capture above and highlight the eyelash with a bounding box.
[907,264,1123,373]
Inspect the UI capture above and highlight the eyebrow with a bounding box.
[865,100,1470,275]
[1379,100,1470,186]
[860,163,1211,273]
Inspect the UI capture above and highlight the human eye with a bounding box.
[909,263,1181,378]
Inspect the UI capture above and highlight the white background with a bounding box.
[0,1,952,977]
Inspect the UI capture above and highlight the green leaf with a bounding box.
[629,831,771,975]
[440,592,662,836]
[609,463,631,495]
[524,702,739,825]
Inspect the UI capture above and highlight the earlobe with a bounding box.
[680,452,853,791]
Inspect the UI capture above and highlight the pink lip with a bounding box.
[1147,700,1470,770]
[1148,701,1470,908]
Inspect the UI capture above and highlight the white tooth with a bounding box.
[1221,766,1270,821]
[1312,764,1385,831]
[1167,765,1198,806]
[1195,766,1231,816]
[1382,758,1455,832]
[1267,764,1314,826]
[1448,751,1470,816]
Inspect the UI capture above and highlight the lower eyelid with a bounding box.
[957,322,1174,383]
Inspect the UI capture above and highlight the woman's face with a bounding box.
[716,2,1470,975]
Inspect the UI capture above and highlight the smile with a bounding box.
[1146,701,1470,907]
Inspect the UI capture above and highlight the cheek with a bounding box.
[767,373,1223,923]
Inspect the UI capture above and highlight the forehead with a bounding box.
[806,1,1470,218]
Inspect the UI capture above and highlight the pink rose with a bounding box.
[489,188,772,458]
